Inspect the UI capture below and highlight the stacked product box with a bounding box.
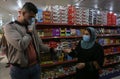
[99,65,120,78]
[98,38,120,45]
[107,12,117,25]
[51,5,61,23]
[96,13,103,25]
[104,55,120,66]
[68,5,76,24]
[43,11,51,23]
[104,46,120,55]
[41,65,76,79]
[52,28,60,36]
[96,28,120,34]
[75,7,83,25]
[101,11,107,25]
[60,6,68,24]
[82,8,89,25]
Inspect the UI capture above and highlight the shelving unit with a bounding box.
[54,72,76,79]
[44,70,120,79]
[36,23,120,79]
[40,34,120,40]
[102,44,120,47]
[104,61,120,67]
[104,51,120,56]
[36,23,120,29]
[41,59,77,68]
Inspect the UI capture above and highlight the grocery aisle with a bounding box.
[0,0,120,79]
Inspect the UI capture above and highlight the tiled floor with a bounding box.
[112,76,120,79]
[0,56,120,79]
[0,55,10,79]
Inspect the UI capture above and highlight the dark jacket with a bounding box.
[69,41,104,79]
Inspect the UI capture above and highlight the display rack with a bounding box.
[36,23,120,29]
[41,59,77,68]
[40,34,120,40]
[36,23,120,79]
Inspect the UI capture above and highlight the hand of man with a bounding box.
[76,63,85,69]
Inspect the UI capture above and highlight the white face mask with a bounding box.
[83,35,90,42]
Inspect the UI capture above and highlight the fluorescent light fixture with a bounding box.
[97,10,100,14]
[9,14,12,16]
[17,0,22,8]
[94,4,98,9]
[109,11,113,13]
[75,3,79,6]
[109,6,113,11]
[114,13,117,16]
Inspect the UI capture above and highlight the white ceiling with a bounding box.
[0,0,120,24]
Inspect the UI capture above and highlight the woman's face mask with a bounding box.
[83,35,90,42]
[83,30,90,42]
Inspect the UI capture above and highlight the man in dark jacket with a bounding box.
[3,2,52,79]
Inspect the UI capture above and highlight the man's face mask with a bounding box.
[28,18,35,25]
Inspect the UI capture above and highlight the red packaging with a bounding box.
[68,5,76,24]
[111,14,116,25]
[49,41,58,48]
[107,13,112,25]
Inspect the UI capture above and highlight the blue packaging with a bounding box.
[36,9,43,22]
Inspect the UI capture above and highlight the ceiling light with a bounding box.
[94,4,98,9]
[9,14,12,16]
[97,10,100,14]
[114,13,117,16]
[109,6,113,11]
[17,0,22,8]
[109,11,113,13]
[75,3,79,6]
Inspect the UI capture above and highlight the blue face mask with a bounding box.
[28,18,35,25]
[83,35,90,42]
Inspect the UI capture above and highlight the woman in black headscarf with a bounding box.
[63,27,104,79]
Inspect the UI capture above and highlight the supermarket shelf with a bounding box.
[59,71,120,79]
[40,34,120,40]
[41,59,77,68]
[102,44,120,47]
[104,51,120,56]
[103,61,120,67]
[40,36,82,39]
[42,71,120,79]
[55,72,76,79]
[57,71,120,79]
[97,34,120,37]
[99,71,120,79]
[36,23,120,29]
